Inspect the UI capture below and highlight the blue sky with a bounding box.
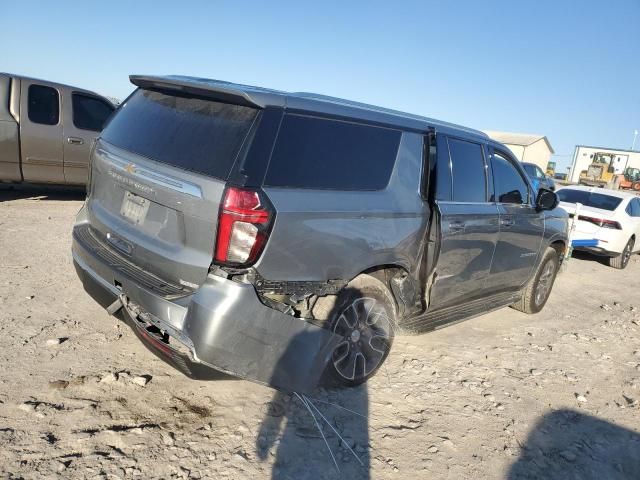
[4,0,639,171]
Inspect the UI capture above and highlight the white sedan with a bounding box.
[557,185,640,269]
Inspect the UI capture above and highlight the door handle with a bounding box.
[449,221,466,233]
[500,218,515,228]
[67,136,84,145]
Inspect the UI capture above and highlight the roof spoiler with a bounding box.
[129,75,272,109]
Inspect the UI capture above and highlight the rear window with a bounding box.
[28,84,59,125]
[264,114,401,190]
[101,89,258,179]
[557,189,623,211]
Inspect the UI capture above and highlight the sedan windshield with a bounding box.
[556,189,623,211]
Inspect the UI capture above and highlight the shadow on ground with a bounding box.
[507,409,640,479]
[569,250,611,266]
[0,184,85,202]
[255,286,380,479]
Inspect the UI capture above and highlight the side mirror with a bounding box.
[536,188,559,211]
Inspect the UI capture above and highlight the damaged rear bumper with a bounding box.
[72,225,341,393]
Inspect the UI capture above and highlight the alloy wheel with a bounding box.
[331,297,392,382]
[534,260,556,307]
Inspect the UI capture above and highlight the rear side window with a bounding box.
[556,189,622,211]
[490,152,530,204]
[632,199,640,217]
[28,84,59,125]
[101,89,258,179]
[72,93,114,131]
[448,138,486,202]
[264,114,401,190]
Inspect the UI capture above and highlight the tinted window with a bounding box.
[72,93,114,131]
[491,152,529,204]
[556,189,623,211]
[264,114,401,190]
[28,84,59,125]
[101,89,258,179]
[630,199,640,217]
[435,134,452,201]
[448,138,486,202]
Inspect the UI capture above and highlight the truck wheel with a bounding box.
[608,237,634,269]
[512,247,559,314]
[324,274,395,387]
[633,182,640,191]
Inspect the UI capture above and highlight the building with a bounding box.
[568,145,640,183]
[484,130,555,171]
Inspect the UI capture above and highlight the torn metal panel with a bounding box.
[184,275,342,394]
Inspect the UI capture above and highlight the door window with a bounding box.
[490,152,530,204]
[28,84,59,125]
[631,199,640,217]
[72,93,114,131]
[448,137,486,203]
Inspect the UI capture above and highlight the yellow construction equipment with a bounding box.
[578,152,620,188]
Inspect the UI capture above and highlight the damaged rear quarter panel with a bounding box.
[254,132,429,283]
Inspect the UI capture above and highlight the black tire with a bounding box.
[608,237,634,269]
[323,274,396,387]
[512,247,559,314]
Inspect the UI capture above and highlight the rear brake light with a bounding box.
[578,215,621,229]
[214,186,273,266]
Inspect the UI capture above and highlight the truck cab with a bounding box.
[0,73,115,186]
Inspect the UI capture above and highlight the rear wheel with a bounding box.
[512,247,560,314]
[324,275,395,387]
[608,237,634,269]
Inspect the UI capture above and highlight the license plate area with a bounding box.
[120,191,150,224]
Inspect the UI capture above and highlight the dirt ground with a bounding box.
[1,184,639,480]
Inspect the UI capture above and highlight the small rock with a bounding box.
[427,445,438,453]
[484,394,496,402]
[48,380,69,390]
[560,450,577,462]
[530,369,543,376]
[131,375,152,387]
[601,304,612,311]
[100,372,118,384]
[46,337,68,346]
[575,394,588,403]
[18,402,35,413]
[160,431,175,446]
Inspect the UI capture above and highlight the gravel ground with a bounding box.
[0,185,639,479]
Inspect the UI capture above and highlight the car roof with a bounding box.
[557,185,638,200]
[129,74,490,141]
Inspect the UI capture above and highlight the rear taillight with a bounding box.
[578,215,621,230]
[214,186,274,266]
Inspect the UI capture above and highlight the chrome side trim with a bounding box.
[96,147,203,199]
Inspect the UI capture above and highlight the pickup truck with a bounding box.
[0,73,115,186]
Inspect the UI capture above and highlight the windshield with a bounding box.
[556,189,623,211]
[101,89,258,180]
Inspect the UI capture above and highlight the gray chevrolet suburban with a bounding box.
[72,75,568,392]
